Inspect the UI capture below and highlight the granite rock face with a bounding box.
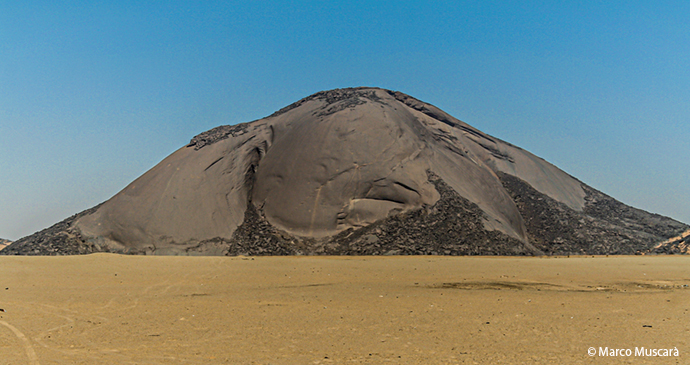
[3,87,687,256]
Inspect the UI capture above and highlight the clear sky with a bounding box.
[1,1,689,240]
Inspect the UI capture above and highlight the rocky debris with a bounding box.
[269,87,383,118]
[582,185,687,239]
[192,201,299,256]
[0,205,102,256]
[0,238,11,251]
[189,160,299,256]
[498,172,688,255]
[647,229,690,254]
[187,122,251,150]
[649,238,689,254]
[322,171,539,256]
[188,171,540,256]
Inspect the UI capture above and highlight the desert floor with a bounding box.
[0,254,688,364]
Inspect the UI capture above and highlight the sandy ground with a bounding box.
[0,254,688,364]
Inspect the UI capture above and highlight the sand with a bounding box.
[0,254,688,364]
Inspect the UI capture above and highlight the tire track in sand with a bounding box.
[0,320,40,365]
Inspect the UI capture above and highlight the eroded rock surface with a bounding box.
[3,87,687,256]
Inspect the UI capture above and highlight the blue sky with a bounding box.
[1,1,689,240]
